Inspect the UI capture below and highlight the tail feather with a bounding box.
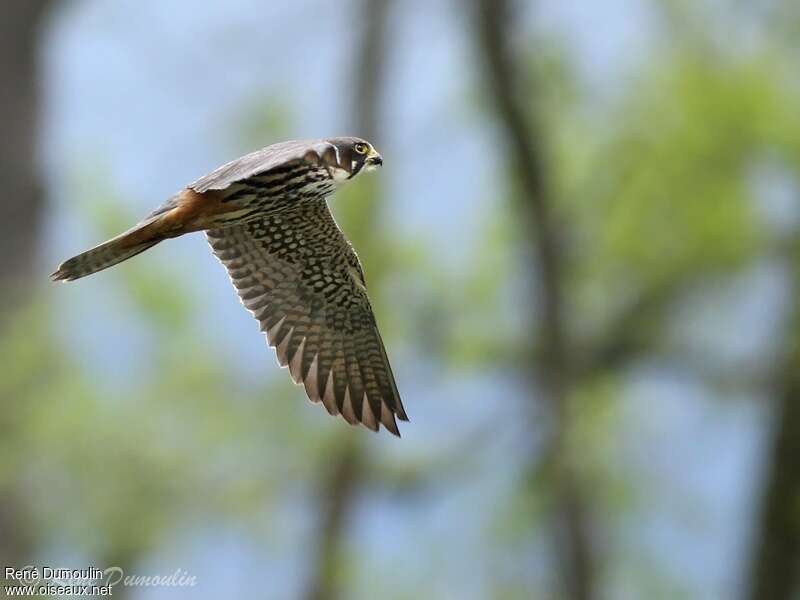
[51,219,166,282]
[52,188,226,282]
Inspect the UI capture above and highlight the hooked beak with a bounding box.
[349,147,383,179]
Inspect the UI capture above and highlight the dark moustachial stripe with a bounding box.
[348,160,365,180]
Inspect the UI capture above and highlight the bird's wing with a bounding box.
[190,139,337,193]
[206,200,407,436]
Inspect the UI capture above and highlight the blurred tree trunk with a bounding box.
[746,243,800,600]
[0,0,52,574]
[304,436,364,600]
[302,2,391,599]
[473,1,596,599]
[0,0,51,309]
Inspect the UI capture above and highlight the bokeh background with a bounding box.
[2,1,800,598]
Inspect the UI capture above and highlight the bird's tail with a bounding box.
[51,217,168,282]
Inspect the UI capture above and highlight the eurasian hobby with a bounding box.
[52,137,408,436]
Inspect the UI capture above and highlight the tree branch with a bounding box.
[303,435,364,600]
[474,2,596,599]
[747,242,800,600]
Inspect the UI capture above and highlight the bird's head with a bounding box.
[322,136,383,183]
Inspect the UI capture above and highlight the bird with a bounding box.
[51,137,408,436]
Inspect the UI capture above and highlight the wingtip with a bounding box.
[383,421,401,438]
[378,403,402,436]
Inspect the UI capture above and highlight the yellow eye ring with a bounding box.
[354,142,368,155]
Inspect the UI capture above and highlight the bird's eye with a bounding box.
[354,142,368,155]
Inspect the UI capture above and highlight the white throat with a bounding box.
[330,166,351,183]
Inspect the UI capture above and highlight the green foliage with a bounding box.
[452,3,800,597]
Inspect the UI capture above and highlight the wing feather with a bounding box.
[206,200,407,435]
[191,139,337,193]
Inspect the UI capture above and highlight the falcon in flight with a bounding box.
[52,137,408,436]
